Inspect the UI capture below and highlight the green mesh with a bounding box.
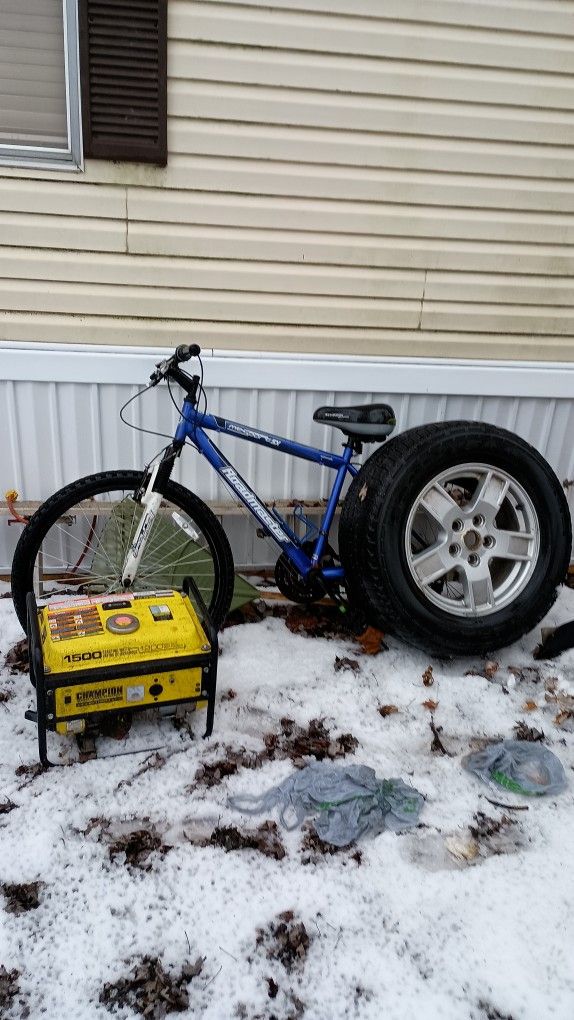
[89,498,258,612]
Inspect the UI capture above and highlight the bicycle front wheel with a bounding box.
[11,470,235,632]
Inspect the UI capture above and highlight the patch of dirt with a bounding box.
[300,827,343,862]
[208,821,285,860]
[221,688,238,701]
[300,826,363,866]
[0,688,14,704]
[0,966,23,1017]
[3,638,29,674]
[235,990,305,1020]
[465,661,499,681]
[507,665,542,683]
[193,719,358,788]
[513,720,544,742]
[100,956,203,1018]
[108,828,170,871]
[264,717,358,767]
[469,812,515,843]
[256,911,310,973]
[1,881,43,915]
[15,763,45,781]
[284,604,352,641]
[476,1001,516,1020]
[224,602,267,628]
[0,799,16,816]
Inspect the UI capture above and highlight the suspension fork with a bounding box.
[121,443,182,587]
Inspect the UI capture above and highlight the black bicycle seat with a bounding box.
[313,404,396,443]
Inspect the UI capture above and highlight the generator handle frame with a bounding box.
[183,574,219,738]
[25,591,55,768]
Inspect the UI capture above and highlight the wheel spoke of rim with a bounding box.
[461,565,495,612]
[419,484,459,528]
[470,471,510,518]
[411,539,452,586]
[491,529,535,563]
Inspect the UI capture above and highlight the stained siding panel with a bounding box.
[0,0,573,359]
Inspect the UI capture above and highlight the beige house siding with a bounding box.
[0,0,573,359]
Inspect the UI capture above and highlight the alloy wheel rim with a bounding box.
[404,463,540,618]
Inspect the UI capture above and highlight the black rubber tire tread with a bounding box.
[11,470,235,633]
[339,442,396,621]
[340,421,572,656]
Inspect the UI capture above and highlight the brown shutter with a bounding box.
[79,0,167,165]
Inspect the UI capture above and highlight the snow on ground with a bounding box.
[1,584,574,1020]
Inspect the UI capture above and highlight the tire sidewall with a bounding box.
[364,429,568,648]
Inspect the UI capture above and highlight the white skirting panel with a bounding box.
[1,341,573,570]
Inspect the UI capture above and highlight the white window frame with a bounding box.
[0,0,83,171]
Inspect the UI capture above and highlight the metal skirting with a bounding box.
[1,341,573,570]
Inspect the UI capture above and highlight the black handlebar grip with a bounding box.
[175,343,201,362]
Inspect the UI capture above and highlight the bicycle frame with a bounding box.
[168,399,360,583]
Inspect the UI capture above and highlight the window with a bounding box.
[0,0,82,170]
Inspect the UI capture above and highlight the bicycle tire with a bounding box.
[340,422,572,656]
[11,470,235,633]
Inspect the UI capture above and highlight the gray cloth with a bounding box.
[462,740,566,796]
[228,762,424,847]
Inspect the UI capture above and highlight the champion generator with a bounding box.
[25,579,218,766]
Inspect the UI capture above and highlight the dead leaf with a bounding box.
[513,720,544,742]
[334,656,360,674]
[358,483,368,502]
[221,688,237,701]
[378,704,399,718]
[1,881,43,914]
[422,666,434,687]
[445,835,479,863]
[0,966,21,1016]
[108,828,169,871]
[465,661,500,681]
[422,699,439,712]
[255,913,310,972]
[356,626,387,655]
[264,718,358,765]
[100,955,203,1017]
[208,821,285,860]
[554,710,574,727]
[429,717,451,755]
[285,604,351,641]
[522,700,538,712]
[3,639,29,674]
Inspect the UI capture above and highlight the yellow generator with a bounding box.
[26,580,217,766]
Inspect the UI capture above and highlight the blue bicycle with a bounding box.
[11,344,571,655]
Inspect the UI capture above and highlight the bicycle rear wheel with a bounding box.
[11,470,235,632]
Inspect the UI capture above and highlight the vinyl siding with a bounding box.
[0,0,574,359]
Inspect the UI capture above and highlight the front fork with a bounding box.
[121,444,181,587]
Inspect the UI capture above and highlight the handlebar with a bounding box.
[149,344,202,388]
[174,343,201,363]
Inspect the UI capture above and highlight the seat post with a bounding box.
[343,437,363,456]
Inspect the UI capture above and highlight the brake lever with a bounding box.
[149,357,172,386]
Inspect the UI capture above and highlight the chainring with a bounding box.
[274,541,330,604]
